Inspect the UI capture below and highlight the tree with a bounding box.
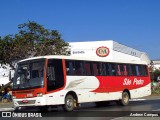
[0,21,70,69]
[153,69,160,81]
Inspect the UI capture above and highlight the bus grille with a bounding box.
[17,100,36,105]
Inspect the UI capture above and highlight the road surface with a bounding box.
[0,96,160,120]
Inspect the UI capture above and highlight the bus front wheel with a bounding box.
[119,91,129,106]
[63,94,75,112]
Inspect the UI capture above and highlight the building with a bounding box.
[152,60,160,71]
[0,65,10,85]
[69,40,151,64]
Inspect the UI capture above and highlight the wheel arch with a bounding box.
[65,91,78,104]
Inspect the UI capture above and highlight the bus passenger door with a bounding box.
[46,59,64,105]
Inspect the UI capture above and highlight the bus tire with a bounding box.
[120,91,129,106]
[14,107,20,111]
[63,94,75,112]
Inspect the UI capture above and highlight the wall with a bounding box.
[69,40,150,63]
[70,40,113,59]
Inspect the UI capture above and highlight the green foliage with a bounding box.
[151,82,160,95]
[0,21,70,69]
[154,69,160,75]
[153,69,160,80]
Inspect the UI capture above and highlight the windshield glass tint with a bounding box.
[13,60,45,89]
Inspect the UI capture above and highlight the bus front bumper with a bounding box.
[13,96,47,108]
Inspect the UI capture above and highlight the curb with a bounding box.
[142,95,160,100]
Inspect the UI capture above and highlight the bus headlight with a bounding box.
[37,93,43,97]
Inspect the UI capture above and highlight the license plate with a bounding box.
[22,100,28,103]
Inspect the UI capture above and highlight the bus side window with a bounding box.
[101,63,107,76]
[135,65,143,76]
[66,60,85,76]
[74,61,84,76]
[117,64,128,76]
[110,63,117,76]
[127,64,132,76]
[97,63,105,75]
[135,65,139,76]
[139,65,143,76]
[144,65,148,76]
[130,64,137,76]
[141,65,148,76]
[92,62,98,75]
[105,63,111,76]
[84,62,92,76]
[124,64,128,76]
[137,65,145,76]
[65,60,74,75]
[117,64,122,76]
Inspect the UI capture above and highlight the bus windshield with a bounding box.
[13,60,45,89]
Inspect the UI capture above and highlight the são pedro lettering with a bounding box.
[123,78,144,85]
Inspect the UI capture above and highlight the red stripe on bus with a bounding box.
[92,76,150,93]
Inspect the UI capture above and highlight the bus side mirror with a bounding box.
[9,70,14,82]
[18,69,22,74]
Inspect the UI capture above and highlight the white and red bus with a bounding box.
[11,55,151,111]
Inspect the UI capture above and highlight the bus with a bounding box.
[11,55,151,111]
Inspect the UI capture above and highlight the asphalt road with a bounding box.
[0,96,160,120]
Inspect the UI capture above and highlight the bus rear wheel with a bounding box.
[119,91,129,106]
[63,94,75,112]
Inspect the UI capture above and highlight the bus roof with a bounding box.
[18,55,148,65]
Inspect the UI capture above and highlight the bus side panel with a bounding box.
[63,75,151,103]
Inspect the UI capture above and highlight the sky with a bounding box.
[0,0,160,60]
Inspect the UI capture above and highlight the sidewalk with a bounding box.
[142,95,160,100]
[0,102,14,111]
[0,101,13,108]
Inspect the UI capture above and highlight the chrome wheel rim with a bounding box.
[66,98,73,108]
[123,93,129,103]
